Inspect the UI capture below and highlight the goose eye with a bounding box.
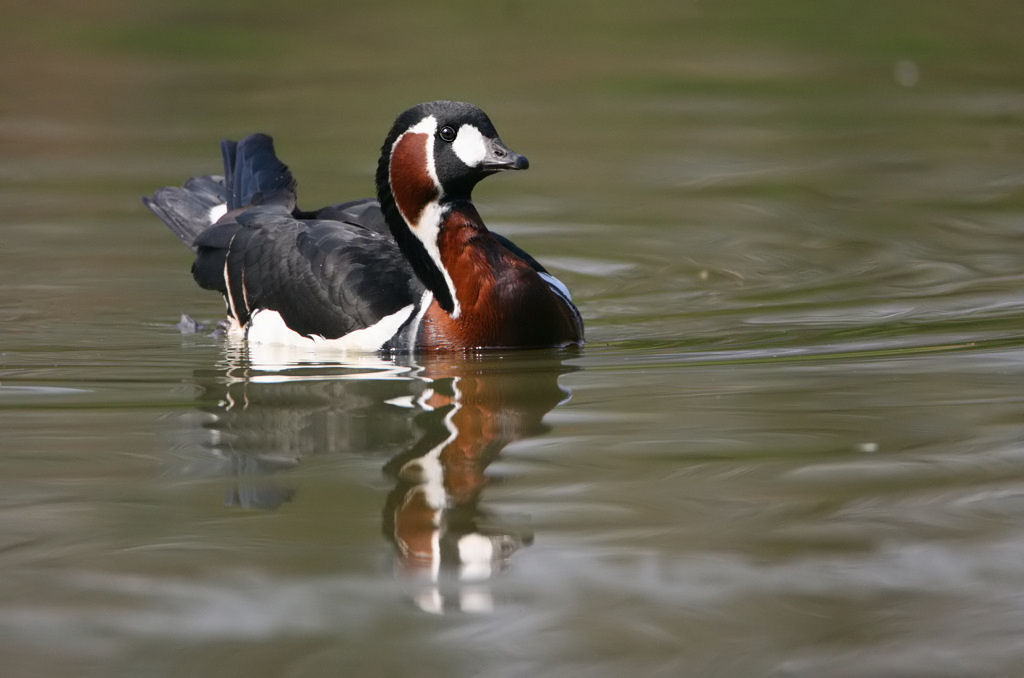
[438,125,457,143]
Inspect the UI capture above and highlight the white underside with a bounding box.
[207,202,228,225]
[244,305,415,352]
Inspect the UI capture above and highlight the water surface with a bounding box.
[3,2,1024,676]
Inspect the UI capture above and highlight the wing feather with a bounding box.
[193,205,423,340]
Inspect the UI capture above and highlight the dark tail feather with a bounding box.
[222,134,297,211]
[143,176,228,250]
[144,133,297,251]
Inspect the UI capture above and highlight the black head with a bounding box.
[376,100,528,208]
[375,101,528,317]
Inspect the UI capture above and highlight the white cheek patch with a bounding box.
[451,124,488,167]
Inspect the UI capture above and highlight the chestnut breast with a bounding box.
[417,206,582,350]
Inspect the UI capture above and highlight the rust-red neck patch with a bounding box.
[389,132,439,225]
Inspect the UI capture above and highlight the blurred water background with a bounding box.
[3,1,1024,676]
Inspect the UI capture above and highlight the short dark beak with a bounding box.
[482,138,529,171]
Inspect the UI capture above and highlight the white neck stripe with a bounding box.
[389,116,461,318]
[410,201,461,318]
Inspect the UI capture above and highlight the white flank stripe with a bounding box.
[245,304,415,353]
[240,268,252,315]
[207,203,228,225]
[222,232,240,323]
[539,271,575,306]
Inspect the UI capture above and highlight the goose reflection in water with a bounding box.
[184,347,576,613]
